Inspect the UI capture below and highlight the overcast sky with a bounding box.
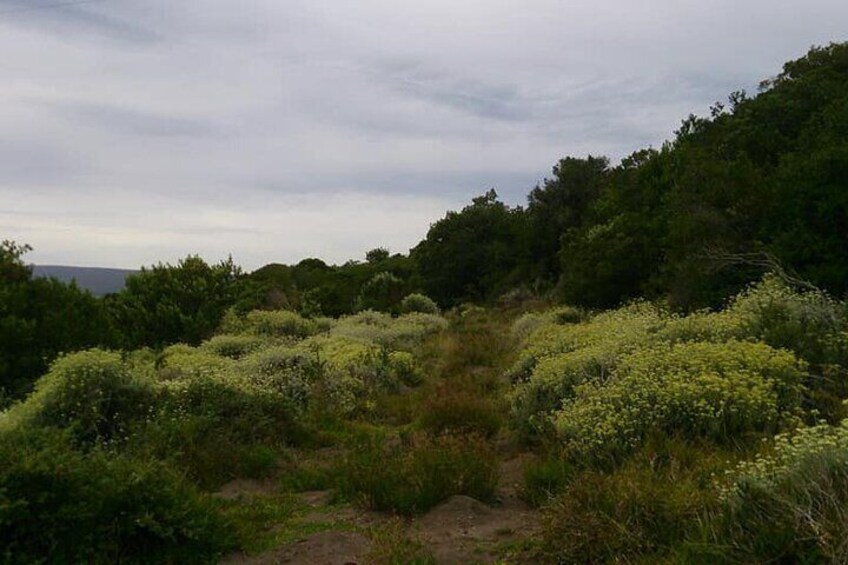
[1,0,845,269]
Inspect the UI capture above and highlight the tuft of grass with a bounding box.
[367,518,437,565]
[521,452,576,507]
[539,437,731,563]
[417,381,502,439]
[335,431,499,515]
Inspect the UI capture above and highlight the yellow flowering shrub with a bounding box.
[508,302,670,435]
[553,341,806,458]
[710,420,848,562]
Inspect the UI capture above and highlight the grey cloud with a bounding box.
[375,59,530,122]
[0,138,85,186]
[248,169,541,204]
[44,101,220,138]
[2,0,160,44]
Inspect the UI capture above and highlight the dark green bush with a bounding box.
[0,427,233,564]
[134,376,304,487]
[399,293,440,315]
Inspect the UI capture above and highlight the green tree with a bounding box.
[108,256,241,348]
[365,247,390,264]
[412,189,524,306]
[525,156,609,281]
[1,241,111,399]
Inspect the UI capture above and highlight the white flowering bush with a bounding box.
[9,349,156,444]
[510,302,667,377]
[509,344,620,437]
[510,277,848,449]
[654,309,748,344]
[727,275,848,365]
[722,420,848,499]
[158,344,235,379]
[552,341,806,459]
[510,311,549,342]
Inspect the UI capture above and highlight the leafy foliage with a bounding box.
[411,189,525,306]
[108,255,242,348]
[0,427,233,564]
[0,242,114,399]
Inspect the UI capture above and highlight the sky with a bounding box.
[1,0,846,270]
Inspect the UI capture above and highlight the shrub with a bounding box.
[696,421,848,562]
[157,373,297,442]
[509,344,619,439]
[510,306,585,344]
[540,441,721,563]
[417,385,501,438]
[15,349,156,445]
[553,341,806,459]
[136,374,302,486]
[399,293,440,315]
[0,427,233,563]
[200,334,264,359]
[510,311,549,342]
[239,345,319,413]
[240,335,425,416]
[158,344,235,379]
[335,432,498,515]
[355,272,405,312]
[728,275,848,365]
[386,351,423,387]
[243,310,317,339]
[330,311,448,349]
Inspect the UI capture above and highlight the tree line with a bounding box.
[2,42,846,402]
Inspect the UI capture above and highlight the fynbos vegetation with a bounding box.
[2,43,847,563]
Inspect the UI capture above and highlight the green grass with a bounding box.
[334,431,499,515]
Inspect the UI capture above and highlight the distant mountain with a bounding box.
[32,265,137,296]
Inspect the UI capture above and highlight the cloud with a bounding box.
[44,101,221,138]
[1,0,160,44]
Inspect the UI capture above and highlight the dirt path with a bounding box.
[220,314,543,564]
[220,448,541,565]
